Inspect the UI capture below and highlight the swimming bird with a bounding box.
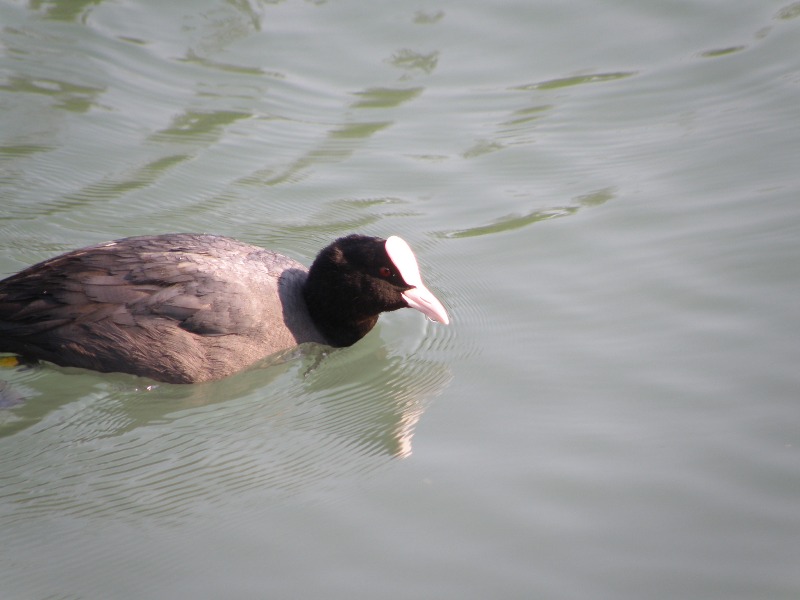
[0,233,449,383]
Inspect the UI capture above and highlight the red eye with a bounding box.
[379,266,391,278]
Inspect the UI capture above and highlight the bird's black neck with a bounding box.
[302,275,379,347]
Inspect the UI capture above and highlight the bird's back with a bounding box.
[0,234,326,382]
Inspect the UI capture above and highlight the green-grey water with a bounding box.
[2,0,799,598]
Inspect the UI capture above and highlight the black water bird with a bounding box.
[0,233,449,383]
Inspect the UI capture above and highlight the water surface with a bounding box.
[1,0,799,598]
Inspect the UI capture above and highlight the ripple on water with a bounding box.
[0,340,452,525]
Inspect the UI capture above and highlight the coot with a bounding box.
[0,233,449,383]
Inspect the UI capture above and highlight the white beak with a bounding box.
[385,236,450,325]
[402,285,450,325]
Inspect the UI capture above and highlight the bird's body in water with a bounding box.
[0,233,448,383]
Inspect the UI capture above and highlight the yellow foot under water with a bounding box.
[0,356,21,368]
